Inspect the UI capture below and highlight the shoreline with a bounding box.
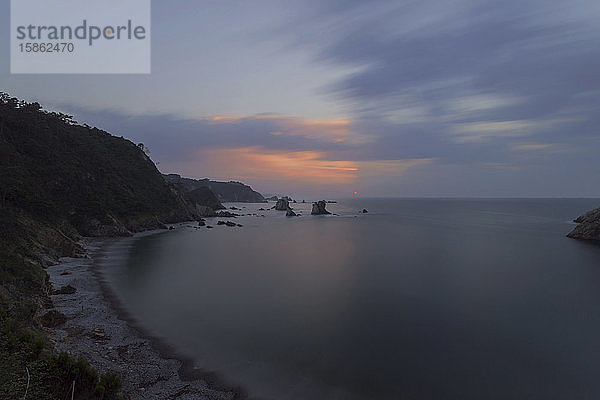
[46,226,250,400]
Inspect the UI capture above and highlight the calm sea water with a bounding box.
[103,199,600,400]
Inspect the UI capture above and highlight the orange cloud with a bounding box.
[199,147,359,185]
[204,114,356,144]
[169,146,435,190]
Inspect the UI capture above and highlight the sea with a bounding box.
[101,198,600,400]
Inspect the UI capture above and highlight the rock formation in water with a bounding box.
[286,209,298,217]
[311,200,331,215]
[273,198,291,211]
[567,207,600,242]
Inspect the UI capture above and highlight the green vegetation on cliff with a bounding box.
[0,93,197,237]
[0,93,202,399]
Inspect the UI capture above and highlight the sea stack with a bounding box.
[273,198,291,211]
[567,207,600,242]
[311,200,331,215]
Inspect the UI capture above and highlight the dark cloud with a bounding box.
[7,0,599,196]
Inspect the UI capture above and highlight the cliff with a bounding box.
[567,207,600,243]
[0,93,210,397]
[0,95,200,239]
[164,174,266,203]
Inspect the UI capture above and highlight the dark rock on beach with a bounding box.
[53,284,77,295]
[568,207,600,242]
[40,310,68,327]
[362,209,369,214]
[286,209,298,217]
[90,327,109,340]
[311,200,331,215]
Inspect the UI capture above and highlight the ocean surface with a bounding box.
[103,198,600,399]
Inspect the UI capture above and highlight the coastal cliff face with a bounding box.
[568,207,600,242]
[0,95,199,239]
[185,187,225,217]
[164,173,266,203]
[0,94,211,397]
[0,93,206,304]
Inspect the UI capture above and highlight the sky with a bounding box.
[1,0,600,198]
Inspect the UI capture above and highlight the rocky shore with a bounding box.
[567,207,600,243]
[46,233,248,400]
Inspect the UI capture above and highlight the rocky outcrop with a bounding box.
[194,205,215,217]
[79,217,133,237]
[273,198,291,211]
[185,187,224,211]
[53,284,76,295]
[164,174,266,203]
[567,207,600,242]
[311,200,331,215]
[286,209,298,217]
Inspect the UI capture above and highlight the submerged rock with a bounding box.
[567,207,600,242]
[311,200,331,215]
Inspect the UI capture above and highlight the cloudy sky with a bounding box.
[1,0,600,197]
